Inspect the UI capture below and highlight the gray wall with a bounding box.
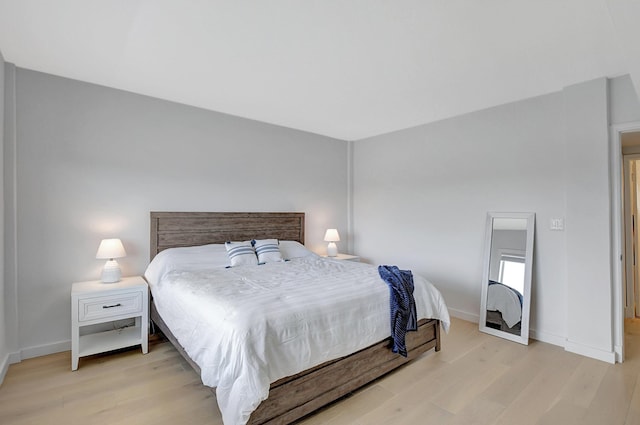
[563,79,611,357]
[353,90,567,345]
[353,75,640,360]
[610,75,640,124]
[7,68,349,356]
[3,66,640,365]
[606,0,640,100]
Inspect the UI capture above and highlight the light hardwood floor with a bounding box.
[1,317,639,425]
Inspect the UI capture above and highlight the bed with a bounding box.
[485,280,523,335]
[146,212,450,425]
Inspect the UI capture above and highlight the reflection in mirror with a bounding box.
[480,212,535,345]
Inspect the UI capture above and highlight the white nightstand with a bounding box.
[71,276,149,370]
[322,253,360,262]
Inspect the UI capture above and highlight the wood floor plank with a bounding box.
[429,360,509,414]
[1,317,639,425]
[534,400,586,425]
[553,357,609,408]
[355,391,453,425]
[436,319,487,364]
[445,397,506,425]
[491,348,582,425]
[625,372,640,425]
[375,351,447,395]
[580,366,637,425]
[297,384,394,425]
[479,347,542,407]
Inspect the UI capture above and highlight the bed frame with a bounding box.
[149,211,441,424]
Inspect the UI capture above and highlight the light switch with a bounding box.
[550,218,564,231]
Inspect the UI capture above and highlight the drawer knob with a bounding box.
[102,303,122,309]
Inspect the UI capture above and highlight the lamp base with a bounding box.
[101,260,122,283]
[327,242,338,257]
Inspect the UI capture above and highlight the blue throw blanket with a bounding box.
[378,265,418,357]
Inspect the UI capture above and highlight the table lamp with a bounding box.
[96,238,127,283]
[324,229,340,257]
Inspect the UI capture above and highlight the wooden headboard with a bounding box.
[150,211,305,261]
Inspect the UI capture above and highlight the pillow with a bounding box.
[253,239,283,264]
[225,241,258,267]
[144,243,230,286]
[278,240,314,260]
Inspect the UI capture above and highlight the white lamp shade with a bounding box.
[96,238,127,259]
[324,229,340,242]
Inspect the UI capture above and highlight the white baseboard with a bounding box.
[19,340,70,360]
[529,328,566,348]
[445,311,614,364]
[447,307,479,323]
[0,351,21,386]
[447,308,568,350]
[615,344,623,363]
[0,340,70,386]
[564,340,616,364]
[0,353,10,385]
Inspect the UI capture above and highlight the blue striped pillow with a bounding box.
[253,239,283,264]
[225,241,258,267]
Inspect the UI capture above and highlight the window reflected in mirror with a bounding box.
[499,254,525,292]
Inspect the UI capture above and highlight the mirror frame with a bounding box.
[479,212,535,345]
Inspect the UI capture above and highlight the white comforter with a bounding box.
[145,245,450,425]
[487,283,522,328]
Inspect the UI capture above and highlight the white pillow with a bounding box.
[279,240,314,260]
[225,241,258,267]
[144,243,230,286]
[253,239,283,264]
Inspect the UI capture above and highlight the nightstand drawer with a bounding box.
[78,292,143,322]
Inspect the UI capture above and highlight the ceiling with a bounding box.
[0,0,638,140]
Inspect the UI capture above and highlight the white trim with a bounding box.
[621,154,640,318]
[565,340,616,364]
[448,308,567,349]
[610,121,640,363]
[615,343,624,363]
[447,307,479,323]
[0,351,21,386]
[529,328,566,348]
[19,340,70,361]
[347,140,354,254]
[5,64,20,358]
[0,353,10,385]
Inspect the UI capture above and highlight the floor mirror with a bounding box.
[479,212,535,345]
